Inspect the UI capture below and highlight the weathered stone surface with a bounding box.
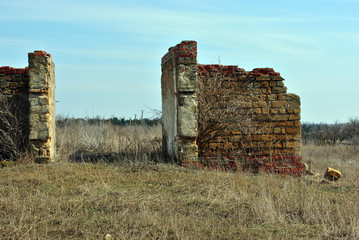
[178,142,198,163]
[253,101,267,108]
[289,114,301,120]
[177,64,197,92]
[271,100,287,108]
[288,100,301,107]
[161,59,177,161]
[272,114,289,121]
[177,95,197,138]
[29,104,50,114]
[28,52,55,162]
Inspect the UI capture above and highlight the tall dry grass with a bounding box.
[56,120,162,165]
[302,144,359,185]
[0,122,358,239]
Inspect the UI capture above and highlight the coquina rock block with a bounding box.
[161,41,302,175]
[0,51,56,163]
[161,41,198,163]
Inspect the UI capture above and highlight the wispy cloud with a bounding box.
[56,48,158,61]
[3,0,354,24]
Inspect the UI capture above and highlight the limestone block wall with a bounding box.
[161,41,198,165]
[161,41,302,175]
[0,51,56,162]
[198,65,302,174]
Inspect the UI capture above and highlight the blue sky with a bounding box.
[0,0,358,123]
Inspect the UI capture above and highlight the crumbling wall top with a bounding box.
[28,50,51,58]
[198,65,282,77]
[162,41,197,65]
[0,66,29,75]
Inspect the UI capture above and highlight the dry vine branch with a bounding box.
[0,94,29,161]
[197,65,261,157]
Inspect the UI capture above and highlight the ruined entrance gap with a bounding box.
[161,41,303,175]
[0,51,56,162]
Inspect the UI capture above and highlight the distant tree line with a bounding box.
[107,117,161,126]
[56,116,161,127]
[302,117,359,145]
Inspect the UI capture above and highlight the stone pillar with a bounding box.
[161,41,199,165]
[28,51,56,163]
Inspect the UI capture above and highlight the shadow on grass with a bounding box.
[68,150,164,164]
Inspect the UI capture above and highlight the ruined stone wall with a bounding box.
[161,41,198,165]
[197,65,302,174]
[0,51,55,162]
[161,41,302,175]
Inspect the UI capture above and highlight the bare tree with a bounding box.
[344,117,359,145]
[302,118,359,145]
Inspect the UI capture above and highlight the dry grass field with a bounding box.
[0,122,358,239]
